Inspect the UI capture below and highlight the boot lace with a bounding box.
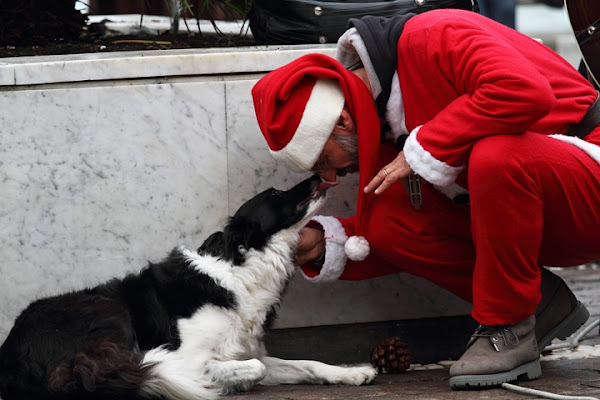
[467,324,520,352]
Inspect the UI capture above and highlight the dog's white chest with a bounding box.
[177,304,264,359]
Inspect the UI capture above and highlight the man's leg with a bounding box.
[450,132,600,388]
[357,140,589,339]
[468,132,600,325]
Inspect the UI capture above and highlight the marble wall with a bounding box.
[0,46,471,343]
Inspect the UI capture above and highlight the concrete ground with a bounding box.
[231,267,600,400]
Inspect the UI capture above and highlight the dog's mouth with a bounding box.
[297,179,339,210]
[314,180,339,198]
[308,180,339,205]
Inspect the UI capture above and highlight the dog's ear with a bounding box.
[198,231,225,258]
[222,217,265,265]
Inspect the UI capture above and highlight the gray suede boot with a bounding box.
[535,268,590,352]
[449,315,541,389]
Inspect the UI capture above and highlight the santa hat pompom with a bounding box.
[344,236,370,261]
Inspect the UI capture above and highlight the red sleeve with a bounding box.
[400,18,556,171]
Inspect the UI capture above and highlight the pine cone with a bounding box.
[370,336,411,373]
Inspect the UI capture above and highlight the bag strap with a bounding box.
[565,0,600,88]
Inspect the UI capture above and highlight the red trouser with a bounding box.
[357,128,600,326]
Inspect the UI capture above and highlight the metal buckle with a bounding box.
[408,174,422,210]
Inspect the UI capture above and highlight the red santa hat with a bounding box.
[252,54,351,172]
[252,53,381,241]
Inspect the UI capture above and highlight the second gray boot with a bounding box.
[535,268,589,352]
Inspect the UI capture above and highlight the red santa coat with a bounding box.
[399,10,597,187]
[301,10,600,325]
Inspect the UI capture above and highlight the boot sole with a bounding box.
[538,301,590,352]
[449,359,542,390]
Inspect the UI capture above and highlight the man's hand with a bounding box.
[364,151,413,195]
[295,226,325,266]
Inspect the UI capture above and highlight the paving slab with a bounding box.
[232,267,600,400]
[230,357,600,400]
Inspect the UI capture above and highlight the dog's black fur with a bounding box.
[0,175,350,400]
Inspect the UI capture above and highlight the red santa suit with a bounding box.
[252,10,600,326]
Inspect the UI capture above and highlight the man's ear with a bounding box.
[334,107,354,136]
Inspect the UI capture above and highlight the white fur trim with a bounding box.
[404,126,465,187]
[300,216,348,283]
[385,72,409,140]
[337,29,407,140]
[336,27,382,99]
[344,236,370,261]
[271,79,345,172]
[433,182,470,201]
[549,134,600,165]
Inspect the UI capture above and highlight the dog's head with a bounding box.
[198,175,336,265]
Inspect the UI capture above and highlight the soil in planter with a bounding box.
[0,0,256,58]
[1,31,258,58]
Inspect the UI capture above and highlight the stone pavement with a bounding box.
[231,358,600,400]
[232,267,600,400]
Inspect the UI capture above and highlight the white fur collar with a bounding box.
[336,28,408,141]
[336,27,382,99]
[386,72,408,140]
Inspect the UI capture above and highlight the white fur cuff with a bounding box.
[549,134,600,165]
[300,216,348,283]
[403,126,464,187]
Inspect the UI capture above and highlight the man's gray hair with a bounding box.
[332,133,358,165]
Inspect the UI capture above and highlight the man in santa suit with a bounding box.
[251,9,600,389]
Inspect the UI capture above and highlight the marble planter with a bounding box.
[0,45,471,343]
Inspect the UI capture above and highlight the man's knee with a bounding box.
[468,134,535,197]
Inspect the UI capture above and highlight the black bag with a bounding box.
[249,0,479,45]
[537,0,564,8]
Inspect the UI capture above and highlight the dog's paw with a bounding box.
[340,365,378,385]
[204,358,267,390]
[243,359,269,383]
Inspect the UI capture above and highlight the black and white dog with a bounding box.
[0,175,377,400]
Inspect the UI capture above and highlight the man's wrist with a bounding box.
[313,247,326,267]
[306,220,326,267]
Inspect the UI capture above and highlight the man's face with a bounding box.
[311,135,359,182]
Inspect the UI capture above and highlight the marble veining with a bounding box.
[0,79,231,339]
[0,47,471,343]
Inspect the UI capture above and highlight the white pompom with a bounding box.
[344,236,370,261]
